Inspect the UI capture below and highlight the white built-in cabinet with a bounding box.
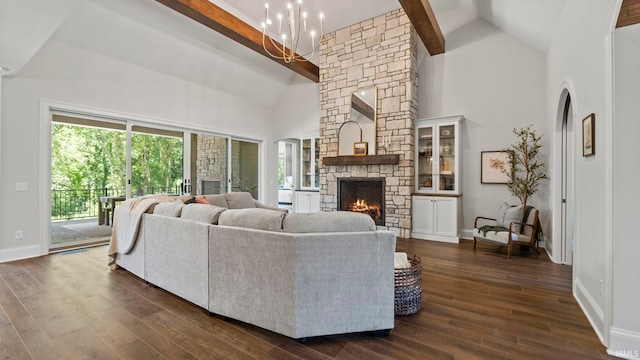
[293,190,320,213]
[412,116,464,243]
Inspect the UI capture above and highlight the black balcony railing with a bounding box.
[51,186,181,221]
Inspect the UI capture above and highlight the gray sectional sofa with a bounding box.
[112,192,396,340]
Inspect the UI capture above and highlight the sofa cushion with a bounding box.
[205,194,229,208]
[283,211,376,233]
[181,204,227,224]
[153,202,185,217]
[218,208,285,232]
[496,205,523,233]
[224,192,256,209]
[473,228,527,244]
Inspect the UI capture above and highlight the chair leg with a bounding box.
[531,246,540,255]
[104,208,111,226]
[473,237,477,249]
[508,243,512,258]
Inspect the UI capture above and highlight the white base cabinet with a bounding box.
[293,191,320,213]
[411,195,461,243]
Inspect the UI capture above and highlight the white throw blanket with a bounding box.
[394,252,412,269]
[107,195,180,268]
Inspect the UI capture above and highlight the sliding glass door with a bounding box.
[189,134,259,199]
[50,115,126,249]
[130,126,183,196]
[50,113,261,250]
[190,133,228,195]
[230,139,259,199]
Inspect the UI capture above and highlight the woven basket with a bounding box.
[394,255,422,315]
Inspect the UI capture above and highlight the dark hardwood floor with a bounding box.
[0,239,614,359]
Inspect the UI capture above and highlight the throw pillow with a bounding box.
[195,196,209,204]
[153,202,185,217]
[204,194,228,208]
[183,197,197,204]
[496,205,523,233]
[224,192,257,209]
[180,204,226,224]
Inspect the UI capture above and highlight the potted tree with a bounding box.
[505,125,548,207]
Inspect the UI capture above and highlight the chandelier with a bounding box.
[262,1,324,63]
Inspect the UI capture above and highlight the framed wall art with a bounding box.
[481,150,511,184]
[353,142,368,156]
[582,113,595,157]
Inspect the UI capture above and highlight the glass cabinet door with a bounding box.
[300,137,320,189]
[301,138,312,188]
[314,138,320,188]
[417,125,434,192]
[415,117,462,194]
[438,124,456,192]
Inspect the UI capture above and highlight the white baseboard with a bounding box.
[608,328,640,359]
[574,279,606,345]
[0,244,42,263]
[411,232,459,244]
[461,228,473,240]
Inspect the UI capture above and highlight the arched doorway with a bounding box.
[559,91,575,265]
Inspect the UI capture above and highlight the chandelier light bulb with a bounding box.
[261,0,324,63]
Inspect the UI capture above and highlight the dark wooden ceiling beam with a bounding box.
[398,0,445,55]
[155,0,319,83]
[617,0,640,28]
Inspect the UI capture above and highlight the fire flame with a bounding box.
[350,198,381,219]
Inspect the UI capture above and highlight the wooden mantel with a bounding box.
[322,154,400,166]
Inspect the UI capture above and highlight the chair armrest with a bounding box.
[509,221,534,232]
[474,216,496,228]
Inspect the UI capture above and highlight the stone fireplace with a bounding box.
[318,9,418,237]
[338,178,385,225]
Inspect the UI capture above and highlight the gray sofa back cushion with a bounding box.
[204,194,229,208]
[283,211,376,233]
[218,208,285,232]
[153,202,185,217]
[181,204,227,224]
[224,192,256,209]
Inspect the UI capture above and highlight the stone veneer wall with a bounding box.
[318,9,418,237]
[196,135,228,195]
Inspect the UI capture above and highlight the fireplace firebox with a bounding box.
[337,177,385,225]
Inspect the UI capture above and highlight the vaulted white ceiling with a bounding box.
[1,0,568,105]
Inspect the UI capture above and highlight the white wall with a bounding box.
[611,24,640,355]
[272,81,321,140]
[0,38,277,262]
[270,81,321,191]
[546,0,620,347]
[418,18,548,237]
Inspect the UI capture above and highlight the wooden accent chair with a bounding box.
[472,207,541,258]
